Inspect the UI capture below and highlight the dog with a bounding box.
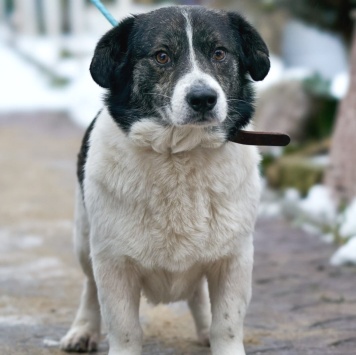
[60,5,269,355]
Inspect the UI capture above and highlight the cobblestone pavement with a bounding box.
[1,113,356,355]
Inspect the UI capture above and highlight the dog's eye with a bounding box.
[155,51,171,65]
[212,49,226,62]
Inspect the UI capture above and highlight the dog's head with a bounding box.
[90,6,270,143]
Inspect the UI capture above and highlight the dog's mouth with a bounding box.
[178,113,221,127]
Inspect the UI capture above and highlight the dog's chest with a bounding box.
[86,117,260,271]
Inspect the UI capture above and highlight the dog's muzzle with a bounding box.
[185,86,219,124]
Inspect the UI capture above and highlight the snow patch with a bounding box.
[0,229,43,253]
[299,185,336,225]
[330,72,350,99]
[0,257,64,281]
[259,201,281,218]
[321,233,335,244]
[0,39,103,128]
[339,199,356,238]
[300,223,322,236]
[255,55,312,93]
[0,315,38,326]
[308,155,330,168]
[0,42,66,111]
[43,339,60,347]
[330,237,356,266]
[282,20,349,80]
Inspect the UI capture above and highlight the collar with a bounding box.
[230,130,290,146]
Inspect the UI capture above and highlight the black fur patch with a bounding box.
[77,111,100,191]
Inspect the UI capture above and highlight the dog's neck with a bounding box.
[128,119,227,154]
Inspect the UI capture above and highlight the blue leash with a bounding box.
[90,0,118,26]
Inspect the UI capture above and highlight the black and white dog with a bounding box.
[60,6,269,355]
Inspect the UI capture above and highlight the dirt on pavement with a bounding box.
[1,112,356,355]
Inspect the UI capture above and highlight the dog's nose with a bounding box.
[186,87,218,113]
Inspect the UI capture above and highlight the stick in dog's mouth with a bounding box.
[230,130,291,147]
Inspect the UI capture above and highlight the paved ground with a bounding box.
[1,112,356,355]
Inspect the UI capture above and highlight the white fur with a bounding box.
[61,108,261,355]
[168,10,228,125]
[128,118,227,153]
[182,11,197,70]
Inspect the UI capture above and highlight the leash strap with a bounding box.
[90,0,118,26]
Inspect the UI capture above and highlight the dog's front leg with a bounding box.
[92,255,142,355]
[207,239,253,355]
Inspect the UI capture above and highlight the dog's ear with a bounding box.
[228,13,270,81]
[90,17,136,88]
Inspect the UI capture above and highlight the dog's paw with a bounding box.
[60,326,99,353]
[198,329,210,347]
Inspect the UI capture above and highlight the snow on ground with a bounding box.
[0,315,39,326]
[266,184,356,266]
[0,1,176,128]
[0,229,42,253]
[0,257,64,282]
[282,20,349,81]
[259,183,356,266]
[339,199,356,238]
[0,37,103,128]
[330,199,356,266]
[299,185,337,226]
[331,237,356,266]
[331,72,350,99]
[255,55,312,94]
[42,339,60,348]
[0,41,67,112]
[298,189,356,251]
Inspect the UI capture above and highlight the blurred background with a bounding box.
[1,1,356,354]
